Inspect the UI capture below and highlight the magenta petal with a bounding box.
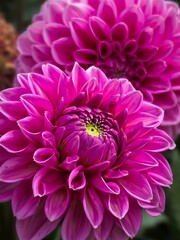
[12,180,40,220]
[31,44,51,63]
[147,153,173,187]
[62,201,91,240]
[68,166,86,190]
[111,22,129,42]
[33,148,58,168]
[70,18,96,49]
[43,23,70,46]
[94,212,113,240]
[71,62,89,93]
[83,186,104,228]
[108,188,129,219]
[0,182,17,202]
[52,37,77,64]
[97,0,117,27]
[63,3,95,27]
[17,31,32,55]
[0,130,29,153]
[119,6,144,35]
[119,201,142,237]
[115,91,143,115]
[32,168,64,197]
[89,16,110,41]
[28,21,45,43]
[90,175,120,194]
[16,202,60,240]
[74,49,98,64]
[21,94,53,117]
[18,116,44,143]
[0,156,37,183]
[120,172,153,202]
[0,101,27,121]
[45,187,70,221]
[109,224,129,240]
[146,60,167,77]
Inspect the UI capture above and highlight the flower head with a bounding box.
[0,15,18,90]
[16,0,180,138]
[0,63,175,240]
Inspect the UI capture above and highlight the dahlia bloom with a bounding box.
[0,63,175,240]
[16,0,180,138]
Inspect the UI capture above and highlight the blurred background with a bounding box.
[0,0,180,239]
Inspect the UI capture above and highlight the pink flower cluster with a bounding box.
[0,64,175,240]
[16,0,180,138]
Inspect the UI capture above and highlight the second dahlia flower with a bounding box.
[16,0,180,138]
[0,63,175,240]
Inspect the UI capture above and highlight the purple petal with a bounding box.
[89,16,110,41]
[43,23,70,46]
[28,21,45,43]
[17,31,32,55]
[68,166,86,190]
[16,202,60,240]
[45,187,70,221]
[32,168,64,197]
[120,172,153,202]
[18,116,44,143]
[90,175,120,194]
[74,49,98,64]
[0,101,27,121]
[109,224,129,240]
[70,18,96,48]
[12,180,40,220]
[21,94,53,117]
[119,5,144,35]
[0,182,18,202]
[97,0,117,27]
[83,186,104,228]
[119,200,142,237]
[94,212,113,240]
[108,188,129,219]
[33,148,58,168]
[61,201,91,240]
[52,37,77,64]
[0,130,30,153]
[63,3,95,27]
[111,22,129,42]
[0,156,37,183]
[147,153,173,187]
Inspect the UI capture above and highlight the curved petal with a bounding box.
[83,186,104,228]
[61,200,91,240]
[12,180,40,220]
[45,187,70,221]
[16,202,60,240]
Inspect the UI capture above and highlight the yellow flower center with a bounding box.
[86,123,101,137]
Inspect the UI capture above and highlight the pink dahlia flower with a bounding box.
[16,0,180,138]
[0,63,175,240]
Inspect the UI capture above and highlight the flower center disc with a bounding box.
[86,123,101,137]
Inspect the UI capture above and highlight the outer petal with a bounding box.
[119,200,142,238]
[16,202,60,240]
[120,171,153,202]
[61,201,91,240]
[45,187,70,221]
[12,180,40,220]
[83,186,104,228]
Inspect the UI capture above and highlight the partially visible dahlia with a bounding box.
[16,0,180,138]
[0,15,17,90]
[0,63,175,240]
